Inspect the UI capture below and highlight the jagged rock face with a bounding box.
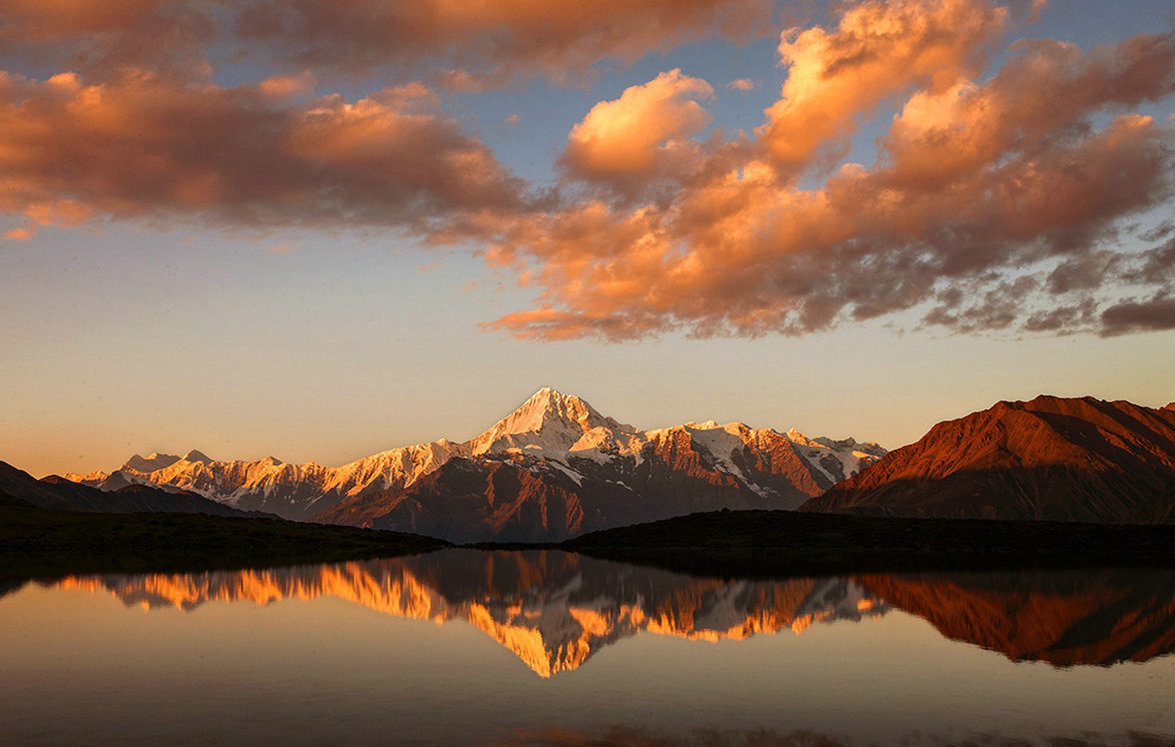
[802,396,1175,523]
[65,387,885,534]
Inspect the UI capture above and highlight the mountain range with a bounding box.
[64,387,885,542]
[801,396,1175,523]
[42,391,1175,538]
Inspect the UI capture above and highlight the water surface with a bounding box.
[2,550,1173,745]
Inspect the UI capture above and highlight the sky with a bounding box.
[2,0,1174,478]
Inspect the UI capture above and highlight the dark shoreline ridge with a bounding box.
[0,497,449,581]
[11,499,1175,583]
[10,488,1175,579]
[560,509,1175,578]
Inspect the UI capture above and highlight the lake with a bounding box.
[2,549,1174,745]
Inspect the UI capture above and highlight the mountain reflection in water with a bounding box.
[49,550,1175,675]
[859,570,1175,667]
[53,550,882,677]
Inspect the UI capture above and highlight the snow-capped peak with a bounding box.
[469,387,635,455]
[783,428,885,485]
[785,428,812,445]
[121,452,182,473]
[75,386,886,524]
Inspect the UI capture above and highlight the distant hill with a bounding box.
[800,396,1175,523]
[0,461,276,518]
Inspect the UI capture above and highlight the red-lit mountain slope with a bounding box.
[801,396,1175,523]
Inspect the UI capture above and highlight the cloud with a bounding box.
[0,0,214,78]
[3,0,1174,344]
[0,1,776,88]
[1100,295,1175,336]
[759,0,1011,175]
[559,70,715,194]
[235,0,775,87]
[485,17,1175,341]
[0,70,525,235]
[881,32,1175,190]
[727,78,755,91]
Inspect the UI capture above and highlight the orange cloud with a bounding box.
[0,1,775,88]
[486,24,1175,340]
[0,0,174,37]
[3,1,1173,341]
[0,71,524,231]
[235,0,775,87]
[882,33,1175,189]
[759,0,1009,175]
[0,0,214,77]
[559,70,715,193]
